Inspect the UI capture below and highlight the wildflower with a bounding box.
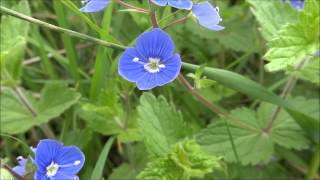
[192,2,224,31]
[288,0,304,9]
[12,156,27,176]
[118,28,181,90]
[80,0,110,13]
[151,0,193,10]
[34,139,85,180]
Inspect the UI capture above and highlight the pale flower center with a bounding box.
[45,160,81,177]
[143,58,165,73]
[46,162,59,177]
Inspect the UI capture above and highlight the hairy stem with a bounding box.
[117,0,149,13]
[163,16,190,30]
[148,0,158,28]
[0,6,126,50]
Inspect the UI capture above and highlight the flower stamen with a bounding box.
[144,58,165,73]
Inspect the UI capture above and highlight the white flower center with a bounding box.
[46,162,59,177]
[46,160,81,177]
[132,57,165,73]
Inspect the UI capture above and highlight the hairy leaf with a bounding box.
[196,99,311,165]
[137,93,189,157]
[137,140,222,180]
[0,84,80,134]
[264,0,319,72]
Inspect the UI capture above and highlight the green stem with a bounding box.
[0,6,126,50]
[306,144,320,180]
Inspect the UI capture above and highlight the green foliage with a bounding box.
[0,84,80,134]
[137,93,189,157]
[137,139,223,180]
[0,0,30,85]
[247,0,298,41]
[264,0,319,72]
[196,99,311,165]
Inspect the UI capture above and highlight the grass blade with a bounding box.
[90,137,115,179]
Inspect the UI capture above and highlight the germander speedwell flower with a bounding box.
[118,28,181,90]
[80,0,110,13]
[12,156,27,176]
[192,2,224,31]
[34,139,85,180]
[151,0,193,10]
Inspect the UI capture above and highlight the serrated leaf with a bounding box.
[0,84,81,134]
[264,0,320,72]
[247,0,298,41]
[137,140,222,180]
[0,0,30,85]
[137,93,189,157]
[196,99,311,165]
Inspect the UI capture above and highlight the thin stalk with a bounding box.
[2,164,27,180]
[177,74,227,116]
[306,144,320,180]
[163,16,190,29]
[40,124,56,139]
[12,87,37,117]
[0,6,126,50]
[148,0,158,28]
[117,0,149,13]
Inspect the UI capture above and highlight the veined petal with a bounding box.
[151,0,168,6]
[35,139,63,172]
[34,171,47,180]
[55,146,85,175]
[80,0,110,13]
[53,173,78,180]
[192,2,224,31]
[157,54,181,86]
[136,28,175,61]
[136,73,158,90]
[168,0,192,10]
[118,48,147,82]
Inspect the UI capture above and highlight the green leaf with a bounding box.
[137,93,189,157]
[264,0,319,72]
[109,163,137,180]
[90,137,114,180]
[288,52,320,85]
[137,139,223,180]
[0,84,81,134]
[196,100,310,165]
[182,62,319,142]
[0,0,30,85]
[247,0,298,41]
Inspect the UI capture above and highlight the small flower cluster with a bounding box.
[80,0,224,90]
[11,139,85,180]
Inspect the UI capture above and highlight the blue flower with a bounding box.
[34,139,85,180]
[118,28,181,90]
[289,0,304,9]
[192,2,224,31]
[12,156,27,176]
[80,0,110,13]
[151,0,193,10]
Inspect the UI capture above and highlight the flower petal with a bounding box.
[136,73,158,90]
[34,171,47,180]
[157,54,181,86]
[151,0,168,6]
[53,173,78,180]
[12,157,27,176]
[80,0,110,13]
[289,0,304,9]
[118,48,147,82]
[192,2,224,31]
[35,139,63,172]
[136,28,175,61]
[168,0,192,10]
[55,146,85,175]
